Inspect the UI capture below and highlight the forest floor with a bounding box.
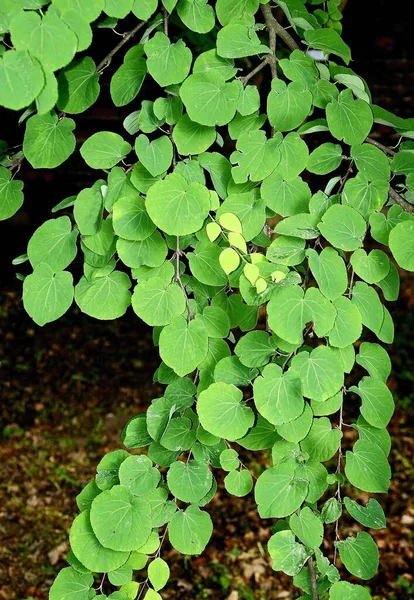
[0,290,413,600]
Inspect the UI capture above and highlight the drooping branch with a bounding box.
[366,136,396,156]
[96,21,147,72]
[239,55,273,85]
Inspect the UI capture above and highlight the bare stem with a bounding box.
[239,56,272,85]
[96,21,146,72]
[366,136,396,156]
[308,557,319,600]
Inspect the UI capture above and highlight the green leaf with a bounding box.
[306,247,348,300]
[274,213,319,240]
[326,90,373,146]
[28,216,78,272]
[23,264,74,326]
[335,73,370,103]
[11,10,77,71]
[304,28,351,64]
[343,174,388,219]
[193,49,237,81]
[173,114,216,155]
[188,241,227,286]
[168,504,213,555]
[180,70,241,127]
[110,46,147,107]
[327,296,362,348]
[70,510,130,572]
[389,221,414,271]
[255,463,308,518]
[198,382,254,440]
[290,506,324,548]
[74,185,103,236]
[75,272,132,320]
[290,346,344,401]
[0,166,23,220]
[145,32,192,87]
[267,285,310,345]
[177,0,215,33]
[202,305,230,338]
[59,10,92,52]
[344,497,386,530]
[135,135,173,177]
[349,376,394,428]
[261,172,311,217]
[356,342,391,382]
[90,485,151,551]
[148,558,170,592]
[279,50,318,88]
[276,402,313,444]
[335,531,379,580]
[216,190,266,241]
[216,0,259,26]
[113,195,156,241]
[276,132,309,180]
[369,203,411,245]
[345,439,391,493]
[350,281,384,335]
[230,130,281,183]
[307,142,343,175]
[217,22,269,59]
[253,363,304,426]
[57,56,100,114]
[318,204,366,251]
[351,143,390,181]
[376,261,400,301]
[104,0,133,17]
[268,530,308,576]
[321,497,342,524]
[159,315,209,376]
[23,111,76,169]
[350,249,390,283]
[80,132,131,170]
[52,0,104,22]
[35,67,58,115]
[300,417,342,462]
[49,567,94,600]
[235,330,275,368]
[132,0,158,19]
[167,460,212,503]
[132,278,185,326]
[329,581,371,600]
[220,449,239,471]
[146,173,210,235]
[390,150,414,175]
[267,80,312,132]
[118,455,160,496]
[224,469,253,497]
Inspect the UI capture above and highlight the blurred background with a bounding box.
[0,1,413,598]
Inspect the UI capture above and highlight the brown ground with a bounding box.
[0,290,413,600]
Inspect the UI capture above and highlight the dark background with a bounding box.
[1,2,413,599]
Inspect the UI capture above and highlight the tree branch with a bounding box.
[260,3,300,51]
[307,557,319,600]
[261,5,278,78]
[96,21,147,72]
[366,136,396,156]
[389,187,414,213]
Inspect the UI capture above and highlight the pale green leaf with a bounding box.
[75,272,132,320]
[159,315,209,376]
[168,505,213,555]
[345,439,391,493]
[23,263,74,326]
[198,382,254,440]
[145,32,192,87]
[253,363,304,426]
[80,132,132,169]
[318,204,366,251]
[335,531,379,580]
[268,530,308,576]
[268,79,312,132]
[23,111,76,169]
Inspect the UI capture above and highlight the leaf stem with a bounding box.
[96,21,147,72]
[261,5,278,79]
[175,236,194,320]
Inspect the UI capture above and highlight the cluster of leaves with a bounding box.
[1,1,414,599]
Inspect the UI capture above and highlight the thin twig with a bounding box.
[96,21,146,72]
[307,557,319,600]
[261,5,278,78]
[239,56,272,85]
[333,398,344,564]
[162,7,169,35]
